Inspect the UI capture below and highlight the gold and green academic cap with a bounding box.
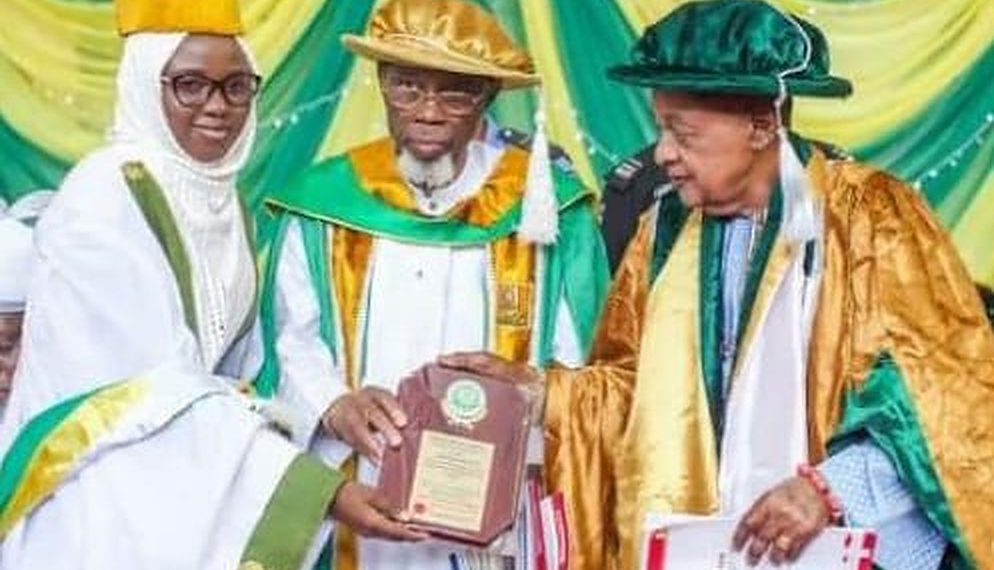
[609,0,852,98]
[341,0,539,89]
[117,0,243,36]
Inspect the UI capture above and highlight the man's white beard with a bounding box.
[397,149,457,194]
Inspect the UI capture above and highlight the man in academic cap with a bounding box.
[444,1,994,569]
[0,1,424,568]
[255,0,609,568]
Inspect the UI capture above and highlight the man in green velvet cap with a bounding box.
[442,1,994,569]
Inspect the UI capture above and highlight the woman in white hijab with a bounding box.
[0,16,422,570]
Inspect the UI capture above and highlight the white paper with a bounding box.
[641,515,876,570]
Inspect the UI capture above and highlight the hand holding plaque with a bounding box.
[376,363,532,546]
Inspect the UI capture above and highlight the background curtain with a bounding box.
[1,0,992,284]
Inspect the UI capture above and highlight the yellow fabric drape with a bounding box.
[345,137,538,227]
[318,0,394,159]
[318,58,388,159]
[516,0,598,189]
[950,160,994,285]
[328,222,371,570]
[490,236,536,363]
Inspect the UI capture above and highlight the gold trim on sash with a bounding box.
[329,139,540,567]
[617,212,719,568]
[491,236,536,362]
[348,138,531,227]
[331,227,375,389]
[327,226,373,570]
[328,227,371,570]
[0,381,147,536]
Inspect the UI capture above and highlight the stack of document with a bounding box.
[448,472,569,570]
[641,515,877,570]
[519,475,569,570]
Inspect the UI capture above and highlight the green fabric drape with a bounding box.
[471,0,537,133]
[239,0,376,213]
[1,0,992,283]
[855,41,994,227]
[0,117,71,200]
[550,0,666,173]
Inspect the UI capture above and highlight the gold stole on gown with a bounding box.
[328,139,539,569]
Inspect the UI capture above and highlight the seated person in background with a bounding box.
[0,192,52,420]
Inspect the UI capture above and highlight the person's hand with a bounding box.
[438,351,542,385]
[732,476,832,566]
[437,351,545,422]
[321,387,407,462]
[328,482,428,542]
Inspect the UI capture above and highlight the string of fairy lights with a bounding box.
[259,80,993,188]
[799,3,994,192]
[20,67,994,188]
[912,112,994,191]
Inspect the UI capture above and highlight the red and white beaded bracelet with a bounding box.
[797,463,845,524]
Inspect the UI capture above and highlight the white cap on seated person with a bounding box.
[0,191,53,314]
[0,191,54,416]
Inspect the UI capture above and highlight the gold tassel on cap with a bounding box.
[117,0,243,36]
